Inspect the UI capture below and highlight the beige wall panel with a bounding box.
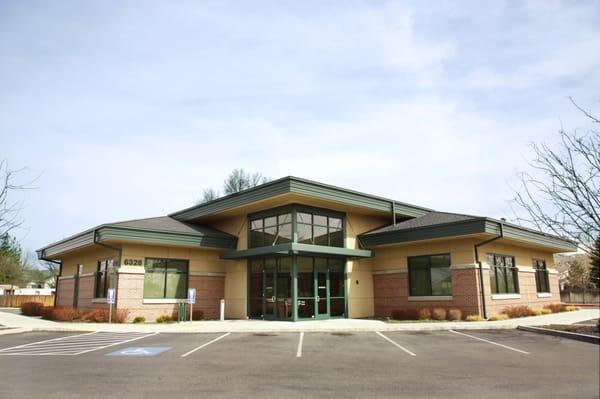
[224,260,247,319]
[59,246,117,276]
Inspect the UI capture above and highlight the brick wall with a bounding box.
[56,278,74,307]
[115,272,225,322]
[484,270,561,316]
[373,268,481,318]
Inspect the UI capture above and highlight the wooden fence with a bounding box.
[0,295,55,308]
[560,288,600,304]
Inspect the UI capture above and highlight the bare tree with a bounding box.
[223,169,269,195]
[195,188,220,205]
[0,160,30,236]
[513,98,599,253]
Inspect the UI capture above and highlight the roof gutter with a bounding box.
[37,251,62,308]
[474,220,504,319]
[93,230,122,305]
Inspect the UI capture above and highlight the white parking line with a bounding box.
[296,332,304,358]
[181,333,231,358]
[74,332,159,355]
[0,332,97,352]
[0,332,157,356]
[375,331,416,356]
[449,330,530,354]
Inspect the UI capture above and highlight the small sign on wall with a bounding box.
[123,258,143,266]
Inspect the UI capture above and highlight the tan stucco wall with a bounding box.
[345,212,390,318]
[60,246,117,277]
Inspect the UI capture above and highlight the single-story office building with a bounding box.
[37,176,576,321]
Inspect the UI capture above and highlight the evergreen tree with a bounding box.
[590,235,600,289]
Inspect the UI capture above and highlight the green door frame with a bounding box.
[314,267,330,319]
[263,267,277,320]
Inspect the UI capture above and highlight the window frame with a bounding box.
[94,258,112,299]
[143,257,189,299]
[248,204,345,249]
[407,253,452,297]
[532,258,550,293]
[487,253,520,294]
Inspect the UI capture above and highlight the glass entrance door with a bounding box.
[315,268,330,319]
[263,268,276,320]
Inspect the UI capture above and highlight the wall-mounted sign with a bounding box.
[123,258,143,266]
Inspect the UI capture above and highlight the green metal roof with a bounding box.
[359,211,577,252]
[37,216,237,259]
[170,176,432,221]
[220,242,373,260]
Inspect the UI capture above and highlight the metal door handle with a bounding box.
[272,296,276,302]
[316,295,320,302]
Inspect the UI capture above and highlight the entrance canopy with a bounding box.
[219,242,373,260]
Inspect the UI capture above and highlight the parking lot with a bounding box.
[0,329,598,399]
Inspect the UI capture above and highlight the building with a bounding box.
[37,176,576,321]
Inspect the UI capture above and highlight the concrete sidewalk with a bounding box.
[1,308,598,334]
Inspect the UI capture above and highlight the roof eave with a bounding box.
[169,176,431,221]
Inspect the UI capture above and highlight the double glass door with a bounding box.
[263,258,292,320]
[248,256,345,320]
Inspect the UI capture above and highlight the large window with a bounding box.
[408,254,452,296]
[249,206,344,248]
[250,213,292,247]
[296,212,343,247]
[94,259,112,298]
[487,253,519,294]
[533,259,550,293]
[143,258,188,299]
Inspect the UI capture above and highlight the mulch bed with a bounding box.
[541,324,599,337]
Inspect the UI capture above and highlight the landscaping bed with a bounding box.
[538,322,599,337]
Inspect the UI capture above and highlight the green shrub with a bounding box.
[431,307,447,320]
[21,302,44,316]
[418,308,431,320]
[540,308,552,315]
[465,315,484,322]
[502,305,533,318]
[530,308,543,316]
[489,314,509,321]
[447,309,462,321]
[156,314,173,323]
[132,316,146,324]
[565,305,579,312]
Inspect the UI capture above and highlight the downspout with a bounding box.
[93,229,122,304]
[391,201,397,226]
[38,251,62,307]
[474,220,504,319]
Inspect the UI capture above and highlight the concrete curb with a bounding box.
[517,325,600,344]
[0,327,32,336]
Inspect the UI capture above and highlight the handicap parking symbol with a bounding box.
[106,347,170,357]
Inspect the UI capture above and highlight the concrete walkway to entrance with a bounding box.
[1,308,598,335]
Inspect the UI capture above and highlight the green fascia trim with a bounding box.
[38,225,237,259]
[170,176,431,221]
[484,221,577,252]
[359,218,577,252]
[98,227,237,249]
[360,219,487,247]
[220,243,372,260]
[39,230,96,258]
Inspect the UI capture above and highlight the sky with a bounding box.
[1,0,599,256]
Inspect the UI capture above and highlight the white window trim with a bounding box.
[143,298,187,304]
[537,292,552,298]
[92,298,107,304]
[408,296,453,301]
[491,293,521,300]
